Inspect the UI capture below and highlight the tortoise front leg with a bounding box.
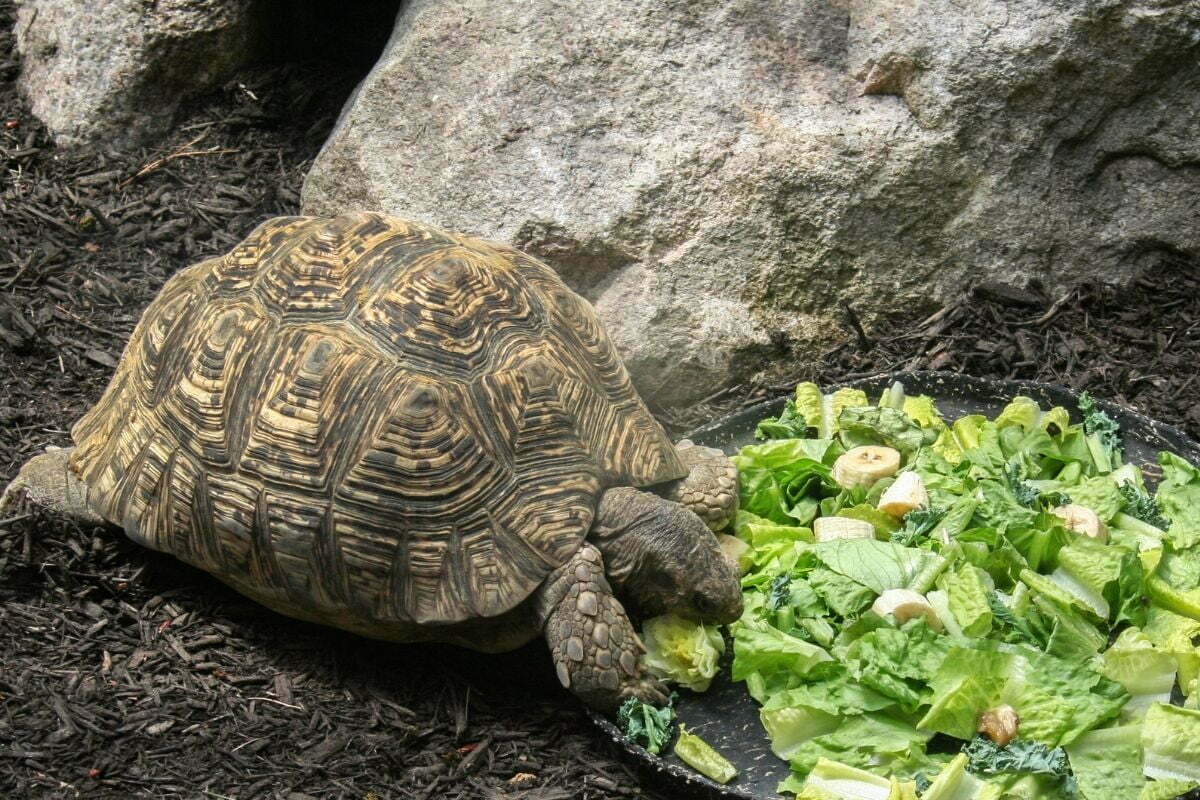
[535,543,668,712]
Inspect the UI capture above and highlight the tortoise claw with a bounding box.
[619,676,670,708]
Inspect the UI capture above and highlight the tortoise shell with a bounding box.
[69,213,685,632]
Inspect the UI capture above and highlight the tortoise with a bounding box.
[1,212,743,711]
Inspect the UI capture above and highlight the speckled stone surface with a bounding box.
[592,371,1200,800]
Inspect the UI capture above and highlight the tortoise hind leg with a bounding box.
[1,447,103,525]
[535,543,668,713]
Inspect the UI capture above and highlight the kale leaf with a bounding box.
[1119,482,1171,530]
[618,696,676,755]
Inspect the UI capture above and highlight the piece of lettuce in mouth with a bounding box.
[640,614,725,693]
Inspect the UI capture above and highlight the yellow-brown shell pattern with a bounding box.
[69,213,686,630]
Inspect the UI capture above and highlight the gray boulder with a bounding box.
[16,0,258,148]
[304,0,1200,407]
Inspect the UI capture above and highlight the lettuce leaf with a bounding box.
[1146,543,1200,622]
[919,754,988,800]
[789,757,900,800]
[1101,628,1178,721]
[813,539,947,595]
[902,395,949,431]
[938,564,994,638]
[1054,535,1146,626]
[918,647,1015,738]
[840,621,950,711]
[791,383,871,440]
[808,567,878,618]
[734,438,840,525]
[784,713,932,776]
[838,406,934,460]
[971,481,1038,533]
[1156,452,1200,548]
[731,623,834,683]
[1141,703,1200,782]
[1143,606,1200,699]
[758,398,813,440]
[1139,780,1199,800]
[1068,476,1125,523]
[640,614,725,692]
[1063,724,1145,800]
[996,396,1042,432]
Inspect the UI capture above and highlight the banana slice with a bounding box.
[831,446,901,489]
[813,516,875,542]
[977,705,1020,747]
[877,471,929,518]
[871,588,942,630]
[1052,504,1108,542]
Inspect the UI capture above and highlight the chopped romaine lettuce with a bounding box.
[1156,452,1200,548]
[673,725,738,783]
[640,614,725,692]
[1141,703,1200,782]
[1100,628,1178,720]
[1063,724,1144,800]
[720,381,1200,796]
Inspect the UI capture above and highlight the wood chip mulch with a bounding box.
[2,2,1198,798]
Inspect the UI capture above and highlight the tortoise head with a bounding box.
[591,488,743,625]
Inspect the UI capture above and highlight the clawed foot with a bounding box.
[619,675,670,707]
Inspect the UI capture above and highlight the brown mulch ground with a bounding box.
[2,3,1198,798]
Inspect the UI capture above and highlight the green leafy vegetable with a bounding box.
[729,381,1200,796]
[1063,724,1144,800]
[618,696,675,755]
[962,736,1070,778]
[758,398,812,441]
[891,507,946,547]
[734,439,839,525]
[674,725,738,783]
[1078,391,1123,473]
[1120,482,1171,531]
[640,614,725,692]
[1146,543,1200,622]
[813,538,947,595]
[1100,628,1178,720]
[1141,703,1200,782]
[1156,452,1200,548]
[838,406,934,459]
[938,564,994,637]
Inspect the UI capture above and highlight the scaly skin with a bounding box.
[658,440,739,531]
[0,447,101,525]
[534,543,668,712]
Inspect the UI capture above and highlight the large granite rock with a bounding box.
[302,0,1200,407]
[15,0,258,148]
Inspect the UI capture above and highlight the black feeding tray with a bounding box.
[589,371,1200,800]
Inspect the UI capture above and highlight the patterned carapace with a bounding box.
[69,213,686,637]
